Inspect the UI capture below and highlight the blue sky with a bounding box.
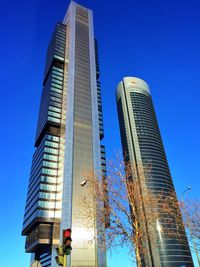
[0,0,199,266]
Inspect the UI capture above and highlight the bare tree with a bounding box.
[80,157,179,266]
[179,198,200,264]
[79,153,200,267]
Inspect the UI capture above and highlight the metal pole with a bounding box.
[181,185,191,199]
[64,255,67,267]
[182,186,200,266]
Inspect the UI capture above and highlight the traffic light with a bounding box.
[55,228,72,266]
[63,228,72,255]
[55,246,64,266]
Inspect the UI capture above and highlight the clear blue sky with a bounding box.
[0,0,199,266]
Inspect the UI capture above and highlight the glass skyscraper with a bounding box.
[22,2,107,267]
[116,77,194,267]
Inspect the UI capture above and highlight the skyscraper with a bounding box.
[22,2,107,267]
[116,77,194,267]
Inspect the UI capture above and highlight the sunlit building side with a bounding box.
[22,2,107,266]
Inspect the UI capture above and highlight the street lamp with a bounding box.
[80,180,89,187]
[182,185,192,199]
[181,186,200,265]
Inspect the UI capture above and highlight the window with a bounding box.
[45,141,59,148]
[48,116,60,123]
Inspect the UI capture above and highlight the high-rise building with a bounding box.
[22,2,107,266]
[116,77,194,267]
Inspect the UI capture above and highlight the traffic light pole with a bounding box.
[64,255,67,267]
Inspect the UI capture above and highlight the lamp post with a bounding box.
[182,185,192,199]
[181,186,200,266]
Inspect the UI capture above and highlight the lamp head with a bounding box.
[80,180,88,187]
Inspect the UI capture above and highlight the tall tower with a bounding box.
[116,77,194,267]
[22,2,107,267]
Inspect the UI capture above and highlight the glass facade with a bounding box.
[22,2,107,267]
[116,77,194,267]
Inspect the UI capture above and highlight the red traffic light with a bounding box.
[63,228,72,255]
[64,228,71,238]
